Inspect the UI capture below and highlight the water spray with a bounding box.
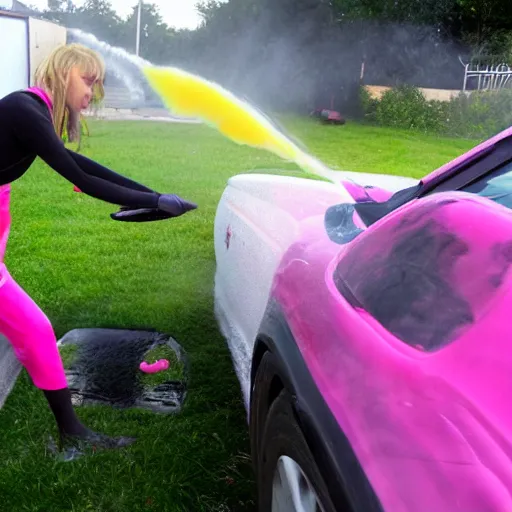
[71,29,349,195]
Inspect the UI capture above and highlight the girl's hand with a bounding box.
[110,196,198,223]
[157,194,198,217]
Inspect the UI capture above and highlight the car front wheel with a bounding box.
[257,388,337,512]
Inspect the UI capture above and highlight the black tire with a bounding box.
[257,389,338,512]
[249,350,282,472]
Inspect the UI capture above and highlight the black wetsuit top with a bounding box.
[0,90,160,208]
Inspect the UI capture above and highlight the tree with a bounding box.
[47,0,66,10]
[41,0,123,46]
[453,0,512,56]
[73,0,123,45]
[118,2,178,63]
[29,0,512,115]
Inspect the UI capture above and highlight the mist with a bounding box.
[149,1,471,117]
[64,0,491,120]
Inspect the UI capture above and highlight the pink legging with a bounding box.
[0,184,67,391]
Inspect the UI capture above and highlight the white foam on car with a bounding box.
[213,173,350,411]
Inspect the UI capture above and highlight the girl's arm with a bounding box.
[66,151,156,193]
[11,93,160,209]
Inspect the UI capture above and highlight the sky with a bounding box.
[24,0,205,30]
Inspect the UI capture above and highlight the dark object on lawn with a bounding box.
[110,207,175,222]
[111,193,197,222]
[48,429,136,462]
[58,328,188,414]
[310,108,346,125]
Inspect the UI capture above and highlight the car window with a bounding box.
[333,192,512,352]
[338,137,512,233]
[461,159,512,209]
[333,199,474,352]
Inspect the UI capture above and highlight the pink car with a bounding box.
[214,127,512,511]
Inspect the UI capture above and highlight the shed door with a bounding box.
[0,15,28,99]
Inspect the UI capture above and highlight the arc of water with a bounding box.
[68,29,350,197]
[69,28,149,102]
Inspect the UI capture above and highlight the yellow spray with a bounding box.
[142,65,337,184]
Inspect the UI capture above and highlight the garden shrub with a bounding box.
[444,89,512,138]
[360,84,512,138]
[374,85,445,132]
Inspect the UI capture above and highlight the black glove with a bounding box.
[157,194,197,216]
[110,195,197,223]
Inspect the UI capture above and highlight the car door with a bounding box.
[326,188,512,511]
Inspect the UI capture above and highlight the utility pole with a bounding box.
[135,0,142,56]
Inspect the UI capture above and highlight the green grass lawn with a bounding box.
[0,116,477,512]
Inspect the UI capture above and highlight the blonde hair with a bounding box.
[34,43,106,143]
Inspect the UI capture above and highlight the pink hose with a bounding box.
[139,359,170,374]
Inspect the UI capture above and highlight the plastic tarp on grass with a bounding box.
[58,328,188,414]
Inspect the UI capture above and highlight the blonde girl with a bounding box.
[0,43,196,451]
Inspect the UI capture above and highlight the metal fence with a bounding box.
[461,57,512,92]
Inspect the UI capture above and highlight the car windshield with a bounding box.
[344,143,512,233]
[462,159,512,209]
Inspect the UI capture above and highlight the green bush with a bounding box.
[360,84,512,138]
[374,85,446,132]
[359,85,378,122]
[444,89,512,138]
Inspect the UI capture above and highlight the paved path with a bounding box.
[85,107,201,124]
[0,336,21,409]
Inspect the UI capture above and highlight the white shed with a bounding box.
[0,9,67,99]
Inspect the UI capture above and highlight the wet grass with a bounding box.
[0,115,477,511]
[59,344,79,368]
